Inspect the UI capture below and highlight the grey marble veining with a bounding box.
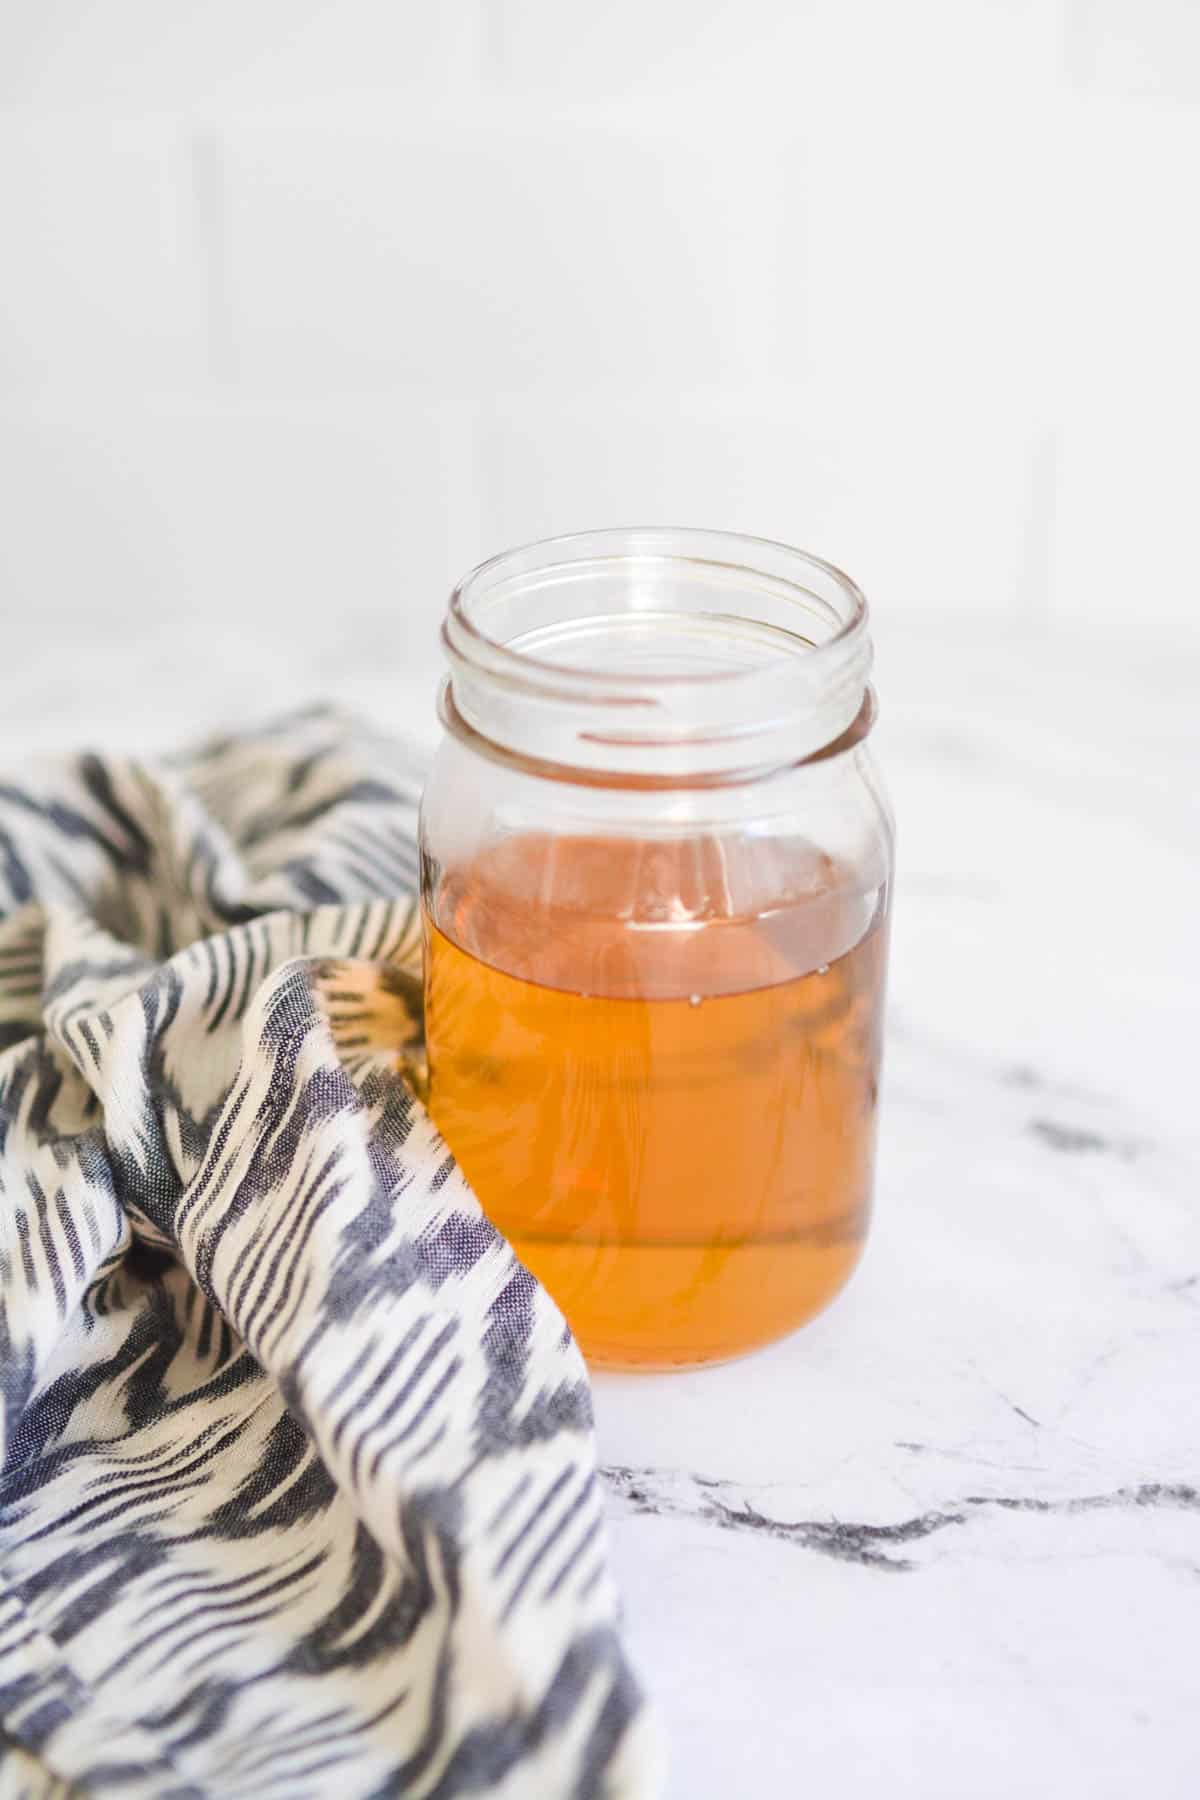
[2,614,1197,1798]
[602,1463,1200,1574]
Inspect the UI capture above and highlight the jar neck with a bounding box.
[441,529,873,783]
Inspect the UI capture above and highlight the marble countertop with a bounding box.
[3,613,1197,1798]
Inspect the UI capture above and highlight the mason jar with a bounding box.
[419,528,893,1369]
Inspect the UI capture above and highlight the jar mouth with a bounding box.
[443,528,873,777]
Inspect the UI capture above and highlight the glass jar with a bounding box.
[420,529,893,1369]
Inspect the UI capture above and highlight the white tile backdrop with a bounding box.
[1,0,1198,683]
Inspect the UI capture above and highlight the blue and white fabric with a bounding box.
[0,711,657,1799]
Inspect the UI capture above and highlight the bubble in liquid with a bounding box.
[688,994,702,1008]
[817,965,829,977]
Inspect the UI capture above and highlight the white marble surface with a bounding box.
[3,614,1198,1798]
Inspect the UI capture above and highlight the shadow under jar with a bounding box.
[420,529,893,1370]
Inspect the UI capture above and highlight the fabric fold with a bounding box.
[0,712,659,1799]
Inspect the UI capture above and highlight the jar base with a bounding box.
[505,1231,866,1372]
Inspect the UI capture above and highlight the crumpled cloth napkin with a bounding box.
[0,710,658,1799]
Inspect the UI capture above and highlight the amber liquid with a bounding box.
[424,833,887,1368]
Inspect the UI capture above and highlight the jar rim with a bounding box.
[446,526,869,697]
[442,527,874,778]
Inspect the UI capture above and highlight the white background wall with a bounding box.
[2,0,1198,695]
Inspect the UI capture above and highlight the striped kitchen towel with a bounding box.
[0,710,659,1799]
